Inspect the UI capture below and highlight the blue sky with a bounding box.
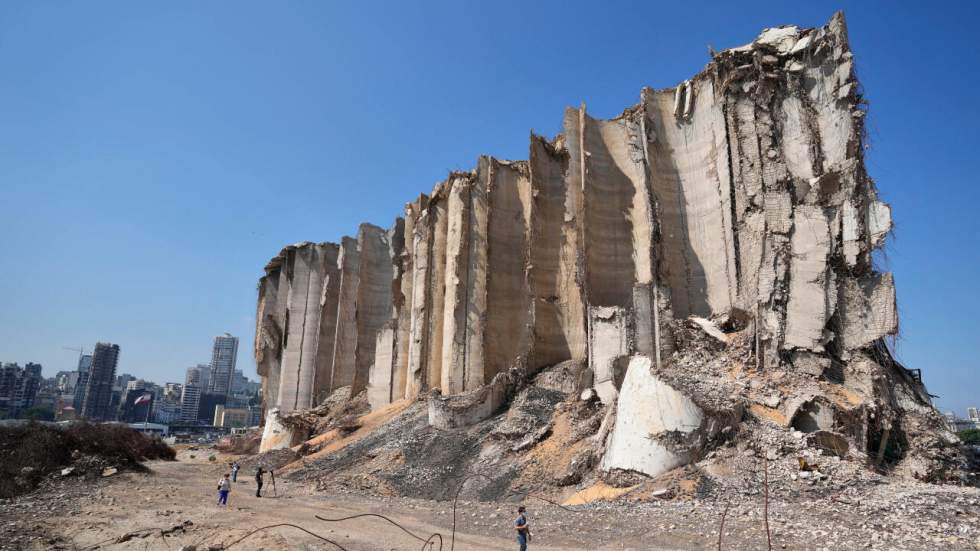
[1,1,977,416]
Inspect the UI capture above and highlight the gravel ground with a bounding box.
[1,454,978,550]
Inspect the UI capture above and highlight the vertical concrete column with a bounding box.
[311,243,340,405]
[643,81,737,319]
[277,246,313,412]
[255,261,283,416]
[396,200,421,399]
[578,111,637,309]
[527,136,575,371]
[483,158,533,382]
[352,224,394,397]
[406,196,433,398]
[441,175,472,394]
[293,244,334,410]
[426,182,451,392]
[368,322,397,409]
[463,160,489,389]
[330,236,361,391]
[558,108,590,364]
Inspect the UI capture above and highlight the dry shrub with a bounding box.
[0,421,175,498]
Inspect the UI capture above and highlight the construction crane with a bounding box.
[63,346,85,368]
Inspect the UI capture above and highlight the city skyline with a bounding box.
[2,332,255,386]
[1,335,262,424]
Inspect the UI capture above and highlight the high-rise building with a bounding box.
[179,384,202,422]
[184,366,204,387]
[231,369,247,394]
[80,343,120,421]
[179,366,204,422]
[207,334,238,397]
[72,354,93,412]
[969,407,979,422]
[197,392,227,423]
[0,362,43,417]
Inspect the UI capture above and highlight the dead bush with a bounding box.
[0,421,175,498]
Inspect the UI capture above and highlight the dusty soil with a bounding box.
[1,449,979,550]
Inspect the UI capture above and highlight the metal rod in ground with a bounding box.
[717,501,731,551]
[764,456,772,550]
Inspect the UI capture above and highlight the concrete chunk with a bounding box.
[601,357,707,478]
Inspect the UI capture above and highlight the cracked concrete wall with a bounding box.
[405,194,433,398]
[644,81,737,320]
[256,242,341,418]
[330,237,361,392]
[483,158,533,382]
[588,306,632,404]
[527,136,586,371]
[393,204,417,401]
[312,244,340,406]
[258,13,910,456]
[578,112,639,309]
[441,175,473,395]
[352,224,394,397]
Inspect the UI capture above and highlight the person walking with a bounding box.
[514,505,530,551]
[255,467,265,497]
[231,462,240,482]
[217,473,231,506]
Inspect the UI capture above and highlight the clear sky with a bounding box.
[1,1,977,415]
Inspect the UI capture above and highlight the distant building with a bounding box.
[72,354,92,412]
[115,373,135,391]
[197,363,210,393]
[968,407,979,422]
[197,393,227,424]
[163,383,183,402]
[78,354,93,372]
[0,362,43,417]
[118,387,154,423]
[54,371,76,393]
[207,334,238,397]
[179,384,202,422]
[231,369,247,394]
[213,404,250,428]
[180,366,206,422]
[954,418,980,432]
[154,399,181,424]
[80,343,120,421]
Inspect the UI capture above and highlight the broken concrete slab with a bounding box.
[259,408,304,453]
[837,272,898,350]
[601,356,732,479]
[587,306,632,404]
[428,370,515,430]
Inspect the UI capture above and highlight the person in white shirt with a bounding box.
[217,473,231,506]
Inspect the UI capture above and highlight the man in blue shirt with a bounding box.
[515,506,530,551]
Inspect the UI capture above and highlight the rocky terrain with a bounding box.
[0,452,977,550]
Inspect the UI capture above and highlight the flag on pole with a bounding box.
[134,393,152,405]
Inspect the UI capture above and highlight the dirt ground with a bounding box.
[2,449,979,551]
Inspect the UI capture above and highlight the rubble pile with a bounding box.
[255,11,973,493]
[0,421,175,498]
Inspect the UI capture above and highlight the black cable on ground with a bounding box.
[315,513,442,550]
[76,527,171,551]
[215,523,348,550]
[504,490,585,513]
